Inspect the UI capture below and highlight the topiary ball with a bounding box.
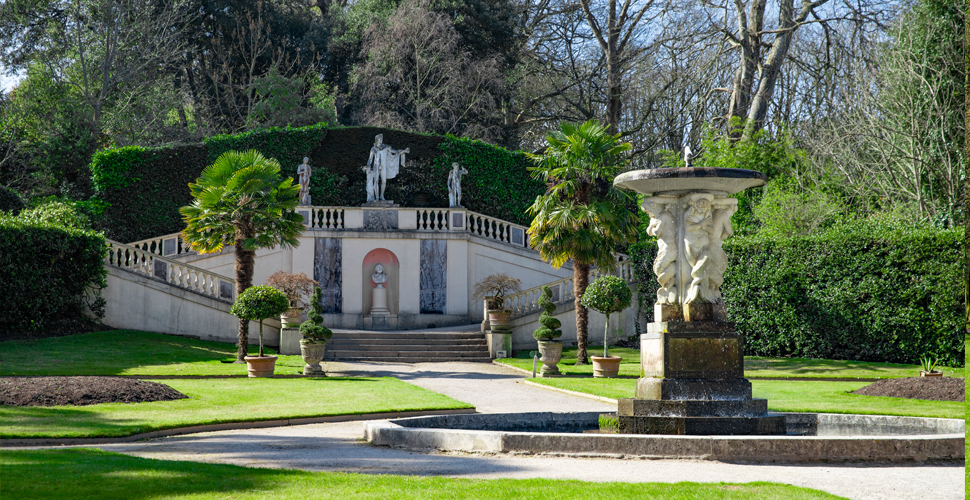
[581,276,632,316]
[300,322,333,341]
[231,285,290,321]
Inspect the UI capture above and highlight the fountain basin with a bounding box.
[613,167,767,195]
[364,412,964,462]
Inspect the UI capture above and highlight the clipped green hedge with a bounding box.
[723,222,964,367]
[89,124,543,242]
[0,215,107,335]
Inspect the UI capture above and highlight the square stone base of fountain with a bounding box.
[635,377,752,400]
[616,398,786,435]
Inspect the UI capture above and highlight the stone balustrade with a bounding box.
[105,239,235,302]
[503,256,635,317]
[126,232,195,258]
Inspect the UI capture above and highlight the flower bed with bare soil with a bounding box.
[0,376,188,407]
[851,377,964,402]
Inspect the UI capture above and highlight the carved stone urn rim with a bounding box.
[613,167,767,196]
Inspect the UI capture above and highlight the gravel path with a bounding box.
[41,361,967,500]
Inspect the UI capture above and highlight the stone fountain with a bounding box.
[612,167,785,435]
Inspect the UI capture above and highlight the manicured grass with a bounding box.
[0,330,312,376]
[528,378,963,419]
[497,346,963,378]
[0,448,848,500]
[0,377,472,439]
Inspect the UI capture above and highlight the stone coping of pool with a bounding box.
[363,412,964,462]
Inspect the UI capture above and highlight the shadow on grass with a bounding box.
[1,448,296,500]
[1,331,273,376]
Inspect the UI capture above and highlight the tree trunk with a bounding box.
[573,262,591,365]
[234,225,256,362]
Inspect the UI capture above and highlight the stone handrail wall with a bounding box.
[464,211,529,248]
[416,209,450,231]
[303,207,345,229]
[503,256,634,318]
[126,232,196,258]
[105,239,236,302]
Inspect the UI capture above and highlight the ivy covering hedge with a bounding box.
[723,220,963,367]
[89,124,544,242]
[0,214,107,336]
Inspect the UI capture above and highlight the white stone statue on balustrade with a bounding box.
[366,134,410,202]
[297,157,312,205]
[683,193,716,304]
[448,162,468,207]
[643,198,678,305]
[361,164,378,202]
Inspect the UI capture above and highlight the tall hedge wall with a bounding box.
[89,124,544,242]
[722,222,964,367]
[0,215,107,336]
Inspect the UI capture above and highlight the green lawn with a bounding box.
[529,378,963,419]
[498,346,963,378]
[0,449,847,500]
[0,377,472,439]
[0,330,319,376]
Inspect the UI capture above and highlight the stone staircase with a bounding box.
[323,326,490,363]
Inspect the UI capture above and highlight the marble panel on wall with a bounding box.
[364,210,399,230]
[314,238,342,313]
[420,240,446,314]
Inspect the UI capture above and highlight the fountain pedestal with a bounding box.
[614,167,785,435]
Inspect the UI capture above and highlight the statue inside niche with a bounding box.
[372,263,387,288]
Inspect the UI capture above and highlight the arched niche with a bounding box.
[362,248,400,315]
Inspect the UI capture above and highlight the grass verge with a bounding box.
[0,448,848,500]
[0,377,471,439]
[0,330,317,376]
[527,378,963,419]
[497,347,963,378]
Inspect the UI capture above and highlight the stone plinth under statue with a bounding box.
[613,167,785,435]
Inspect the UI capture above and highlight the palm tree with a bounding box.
[526,120,639,365]
[180,150,304,362]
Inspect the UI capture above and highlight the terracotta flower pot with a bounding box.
[591,355,622,378]
[300,339,327,376]
[244,355,278,378]
[537,340,563,376]
[487,309,512,331]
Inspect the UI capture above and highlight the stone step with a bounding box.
[327,338,486,346]
[326,343,486,352]
[326,349,488,358]
[327,355,493,363]
[333,332,483,340]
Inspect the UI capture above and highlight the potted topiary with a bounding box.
[298,286,333,376]
[231,285,290,377]
[266,271,318,328]
[581,275,632,378]
[533,285,563,376]
[473,273,522,330]
[919,355,942,377]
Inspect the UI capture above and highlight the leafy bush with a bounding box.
[581,275,633,316]
[231,285,290,322]
[88,125,542,242]
[17,201,90,229]
[0,212,107,336]
[472,273,522,309]
[723,217,963,366]
[0,185,25,215]
[752,180,843,237]
[533,286,563,341]
[300,287,333,341]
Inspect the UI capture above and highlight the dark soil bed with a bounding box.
[0,376,188,407]
[851,377,964,402]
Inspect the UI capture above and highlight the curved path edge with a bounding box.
[0,408,476,448]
